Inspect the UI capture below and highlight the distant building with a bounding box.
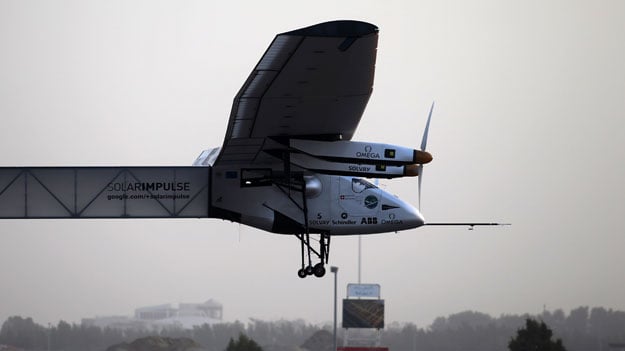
[82,299,223,331]
[179,299,223,320]
[134,304,177,320]
[81,315,149,330]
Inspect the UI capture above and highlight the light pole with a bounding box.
[331,266,338,351]
[47,323,51,351]
[358,236,361,284]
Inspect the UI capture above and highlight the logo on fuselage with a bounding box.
[309,219,330,226]
[106,181,190,192]
[382,213,403,225]
[349,165,371,172]
[364,195,378,209]
[361,217,378,224]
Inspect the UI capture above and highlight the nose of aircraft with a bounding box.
[379,189,425,231]
[406,203,425,229]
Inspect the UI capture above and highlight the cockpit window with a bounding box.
[351,178,377,193]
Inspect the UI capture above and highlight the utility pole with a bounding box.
[358,235,361,284]
[331,266,339,351]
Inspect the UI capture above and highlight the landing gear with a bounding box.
[297,268,307,278]
[295,232,330,278]
[297,262,327,278]
[273,151,332,279]
[313,263,326,277]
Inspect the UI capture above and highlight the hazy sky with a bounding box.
[1,0,624,328]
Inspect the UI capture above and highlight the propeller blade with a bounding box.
[418,102,434,210]
[420,101,435,151]
[418,164,423,210]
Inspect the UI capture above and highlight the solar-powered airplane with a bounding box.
[0,20,505,278]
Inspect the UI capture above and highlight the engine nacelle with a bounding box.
[288,139,431,178]
[290,139,432,165]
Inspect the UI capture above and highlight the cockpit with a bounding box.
[351,178,378,193]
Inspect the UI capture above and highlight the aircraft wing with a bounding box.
[215,20,379,167]
[0,167,210,218]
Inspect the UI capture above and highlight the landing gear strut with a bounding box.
[274,151,331,279]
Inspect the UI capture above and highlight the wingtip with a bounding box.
[281,20,378,37]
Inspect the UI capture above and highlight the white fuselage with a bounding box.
[209,165,424,235]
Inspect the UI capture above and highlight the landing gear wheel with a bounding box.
[305,265,314,276]
[297,269,307,279]
[313,263,326,277]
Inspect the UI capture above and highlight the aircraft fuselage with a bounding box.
[209,164,425,235]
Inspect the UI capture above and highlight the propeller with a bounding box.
[418,102,435,210]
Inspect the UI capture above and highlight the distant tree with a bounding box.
[509,318,566,351]
[225,333,263,351]
[0,316,47,349]
[213,321,246,350]
[53,320,73,350]
[541,309,565,331]
[565,306,589,332]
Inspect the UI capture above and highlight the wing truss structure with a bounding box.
[0,167,209,218]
